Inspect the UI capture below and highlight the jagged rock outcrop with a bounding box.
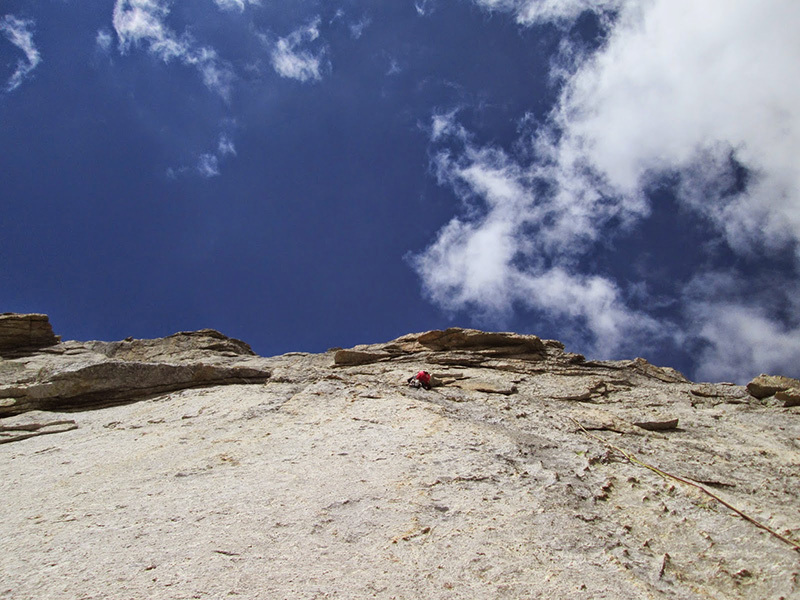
[0,313,59,354]
[747,373,800,406]
[777,388,800,407]
[0,325,270,416]
[1,316,799,600]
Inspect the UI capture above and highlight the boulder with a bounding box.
[746,374,800,399]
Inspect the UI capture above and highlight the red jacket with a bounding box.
[416,371,431,386]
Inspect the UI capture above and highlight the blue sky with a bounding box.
[2,0,799,383]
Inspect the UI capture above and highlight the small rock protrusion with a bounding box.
[747,374,800,400]
[0,313,59,354]
[775,388,800,407]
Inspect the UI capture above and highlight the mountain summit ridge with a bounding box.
[1,313,799,599]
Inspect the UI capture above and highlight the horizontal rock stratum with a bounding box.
[1,315,799,599]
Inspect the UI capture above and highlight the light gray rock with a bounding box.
[1,319,799,600]
[0,328,270,416]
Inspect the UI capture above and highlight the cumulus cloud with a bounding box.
[270,18,326,82]
[112,0,234,99]
[414,128,664,358]
[550,0,800,252]
[540,0,800,378]
[415,0,800,379]
[0,15,41,92]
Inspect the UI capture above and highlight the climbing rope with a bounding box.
[569,417,800,553]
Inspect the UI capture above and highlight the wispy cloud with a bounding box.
[269,18,327,83]
[197,132,237,178]
[197,153,220,178]
[682,271,800,382]
[349,17,370,40]
[95,28,114,52]
[217,133,236,157]
[112,0,234,99]
[212,0,260,12]
[429,109,468,142]
[412,127,663,358]
[0,15,41,92]
[471,0,625,26]
[166,131,237,179]
[414,0,435,17]
[416,0,800,379]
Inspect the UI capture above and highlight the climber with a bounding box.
[407,370,432,390]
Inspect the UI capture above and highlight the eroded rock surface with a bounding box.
[0,326,270,416]
[0,313,59,354]
[1,318,799,599]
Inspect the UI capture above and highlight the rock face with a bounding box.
[0,327,270,416]
[0,313,59,354]
[1,317,799,600]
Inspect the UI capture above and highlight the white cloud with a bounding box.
[413,132,665,358]
[349,17,370,39]
[417,0,800,379]
[217,133,236,157]
[414,2,430,17]
[0,15,41,92]
[678,271,800,382]
[429,109,467,142]
[471,0,625,26]
[691,303,800,384]
[270,18,326,82]
[464,0,800,252]
[213,0,260,11]
[551,0,800,253]
[112,0,234,99]
[196,132,237,177]
[541,0,800,378]
[167,131,236,179]
[197,153,220,177]
[96,28,114,52]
